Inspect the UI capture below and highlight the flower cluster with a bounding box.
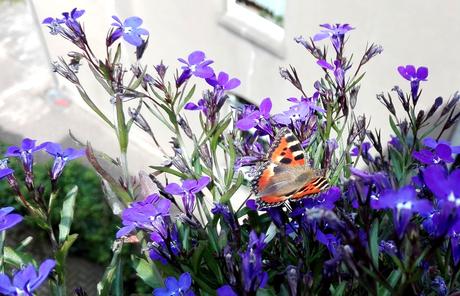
[38,7,460,296]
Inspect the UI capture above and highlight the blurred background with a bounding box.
[2,0,460,172]
[1,0,460,294]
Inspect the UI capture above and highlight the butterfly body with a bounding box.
[252,128,329,208]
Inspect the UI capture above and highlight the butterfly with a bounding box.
[252,127,330,208]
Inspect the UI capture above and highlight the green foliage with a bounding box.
[0,149,117,265]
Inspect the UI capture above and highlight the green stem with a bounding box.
[0,231,5,273]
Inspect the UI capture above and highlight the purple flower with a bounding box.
[0,167,14,180]
[217,285,238,296]
[246,199,258,211]
[110,16,149,46]
[313,23,354,51]
[371,186,431,238]
[165,176,210,216]
[317,59,346,88]
[350,142,372,157]
[206,72,240,91]
[389,136,403,151]
[184,99,206,112]
[0,259,56,295]
[43,8,84,35]
[153,272,194,296]
[236,97,272,131]
[397,65,428,101]
[178,51,214,79]
[44,142,85,181]
[0,207,23,232]
[117,194,180,264]
[379,240,398,257]
[316,229,340,257]
[5,138,46,174]
[431,276,448,296]
[413,137,460,164]
[116,194,171,238]
[211,203,238,232]
[241,231,268,293]
[273,102,314,126]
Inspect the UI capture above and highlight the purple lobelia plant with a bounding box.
[28,7,460,295]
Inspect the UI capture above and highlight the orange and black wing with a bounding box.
[289,176,330,201]
[253,128,307,208]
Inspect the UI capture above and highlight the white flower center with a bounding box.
[396,201,412,211]
[448,192,460,206]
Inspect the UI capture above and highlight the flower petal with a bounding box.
[417,66,428,80]
[259,97,272,116]
[224,78,240,90]
[188,51,205,65]
[124,16,143,28]
[165,183,184,195]
[123,33,143,46]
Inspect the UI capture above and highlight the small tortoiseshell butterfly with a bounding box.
[252,128,330,208]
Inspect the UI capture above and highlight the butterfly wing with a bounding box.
[289,176,330,201]
[253,128,308,208]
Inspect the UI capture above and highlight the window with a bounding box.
[219,0,287,57]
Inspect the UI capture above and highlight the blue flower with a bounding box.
[178,51,214,79]
[413,137,460,164]
[111,16,149,46]
[317,59,346,88]
[165,176,210,216]
[350,142,372,158]
[241,231,268,293]
[0,259,55,295]
[371,186,431,238]
[154,272,194,296]
[205,71,240,90]
[0,207,23,232]
[5,138,46,174]
[42,8,84,35]
[117,194,180,264]
[236,97,272,132]
[217,285,238,296]
[44,142,85,181]
[313,23,354,51]
[397,65,428,101]
[431,276,448,296]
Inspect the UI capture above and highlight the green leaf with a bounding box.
[369,219,379,269]
[219,172,244,203]
[330,282,347,296]
[4,246,36,268]
[76,86,115,129]
[86,143,132,205]
[150,166,189,179]
[346,72,366,92]
[112,43,122,64]
[132,257,163,288]
[389,116,403,140]
[256,288,278,296]
[177,84,196,112]
[115,97,128,153]
[55,233,79,285]
[129,65,148,90]
[88,63,114,95]
[58,185,78,244]
[379,270,401,296]
[191,242,207,273]
[97,240,124,296]
[210,117,231,152]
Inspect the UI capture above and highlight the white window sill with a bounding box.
[219,2,286,58]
